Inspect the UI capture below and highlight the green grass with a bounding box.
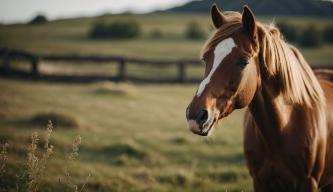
[0,79,249,191]
[0,13,332,191]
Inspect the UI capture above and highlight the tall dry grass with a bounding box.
[0,120,88,192]
[59,135,91,192]
[23,121,54,191]
[0,142,9,177]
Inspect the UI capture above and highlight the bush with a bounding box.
[300,25,322,47]
[89,21,141,39]
[150,28,163,39]
[323,25,333,43]
[185,21,206,40]
[276,21,298,42]
[29,14,48,25]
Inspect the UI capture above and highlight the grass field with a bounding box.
[0,13,332,191]
[0,79,249,191]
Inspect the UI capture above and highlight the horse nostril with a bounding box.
[196,109,208,128]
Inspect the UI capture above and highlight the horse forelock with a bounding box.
[201,12,242,58]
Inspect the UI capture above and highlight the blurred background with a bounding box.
[0,0,332,191]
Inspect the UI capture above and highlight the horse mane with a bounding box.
[202,11,325,108]
[257,22,325,108]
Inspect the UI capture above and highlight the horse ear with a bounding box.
[242,5,257,40]
[211,3,227,29]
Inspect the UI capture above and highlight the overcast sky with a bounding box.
[0,0,193,23]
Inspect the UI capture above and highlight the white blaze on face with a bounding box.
[196,37,237,97]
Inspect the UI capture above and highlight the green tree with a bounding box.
[185,21,206,40]
[89,21,141,39]
[300,25,322,47]
[29,14,48,25]
[276,21,299,42]
[323,25,333,43]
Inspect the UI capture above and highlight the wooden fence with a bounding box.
[0,47,332,83]
[0,48,204,83]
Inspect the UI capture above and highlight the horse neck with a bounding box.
[248,78,290,148]
[247,29,326,149]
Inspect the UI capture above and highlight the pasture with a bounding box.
[0,13,332,191]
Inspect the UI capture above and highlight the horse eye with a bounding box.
[201,58,206,65]
[238,58,249,67]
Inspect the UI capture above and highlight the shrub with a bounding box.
[185,21,206,40]
[300,25,322,47]
[323,25,333,43]
[276,21,299,42]
[29,14,48,25]
[89,21,141,39]
[150,28,163,39]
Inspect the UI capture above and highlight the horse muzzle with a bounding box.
[186,107,218,136]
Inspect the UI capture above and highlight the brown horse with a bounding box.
[186,4,333,191]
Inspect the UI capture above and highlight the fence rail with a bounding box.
[0,47,332,83]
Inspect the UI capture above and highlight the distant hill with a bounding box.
[164,0,333,17]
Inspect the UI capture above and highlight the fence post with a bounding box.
[3,51,11,74]
[31,56,39,78]
[177,61,186,83]
[117,58,127,82]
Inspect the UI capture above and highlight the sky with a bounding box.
[0,0,193,24]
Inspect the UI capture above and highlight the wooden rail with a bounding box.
[0,47,332,83]
[0,48,203,83]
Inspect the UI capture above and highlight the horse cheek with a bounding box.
[234,68,258,109]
